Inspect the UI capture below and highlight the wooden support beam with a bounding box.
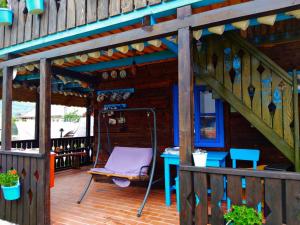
[34,91,40,143]
[39,59,51,158]
[1,66,13,150]
[1,0,299,68]
[178,8,193,165]
[293,70,300,172]
[38,58,51,225]
[178,6,194,225]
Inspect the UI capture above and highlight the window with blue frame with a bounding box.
[173,85,224,147]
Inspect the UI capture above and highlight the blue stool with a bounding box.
[227,148,261,212]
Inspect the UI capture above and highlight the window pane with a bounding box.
[199,91,217,140]
[200,91,215,113]
[200,115,217,139]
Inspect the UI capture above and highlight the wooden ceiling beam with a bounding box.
[51,66,98,85]
[0,0,299,68]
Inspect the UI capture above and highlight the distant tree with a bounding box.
[12,117,18,136]
[64,110,81,122]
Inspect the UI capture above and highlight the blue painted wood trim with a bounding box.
[96,88,134,95]
[173,85,225,147]
[161,38,178,55]
[69,50,176,72]
[104,104,127,110]
[203,13,294,36]
[150,16,178,55]
[194,87,225,147]
[15,74,40,81]
[0,0,224,57]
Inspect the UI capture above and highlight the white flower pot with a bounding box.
[193,151,207,167]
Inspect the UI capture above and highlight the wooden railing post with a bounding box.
[35,91,40,144]
[178,5,194,225]
[86,97,92,143]
[1,66,13,150]
[38,58,51,225]
[293,70,300,172]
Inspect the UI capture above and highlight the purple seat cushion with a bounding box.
[104,146,153,176]
[90,147,152,187]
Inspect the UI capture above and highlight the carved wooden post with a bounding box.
[1,66,13,150]
[178,6,194,225]
[38,59,51,225]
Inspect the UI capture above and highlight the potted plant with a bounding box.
[224,205,263,225]
[0,0,13,26]
[0,169,20,201]
[26,0,44,15]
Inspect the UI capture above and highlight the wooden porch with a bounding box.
[1,0,300,224]
[51,168,179,225]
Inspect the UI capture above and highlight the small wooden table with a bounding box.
[161,151,228,207]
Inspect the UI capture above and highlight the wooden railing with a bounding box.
[0,0,163,49]
[9,136,94,170]
[194,33,299,169]
[0,151,47,225]
[180,165,300,225]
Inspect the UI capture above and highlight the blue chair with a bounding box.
[230,148,260,170]
[227,148,261,211]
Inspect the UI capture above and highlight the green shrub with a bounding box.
[64,110,81,122]
[0,0,8,8]
[224,205,263,225]
[0,169,19,187]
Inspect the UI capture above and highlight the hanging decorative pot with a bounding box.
[0,4,13,26]
[26,0,44,15]
[1,180,20,201]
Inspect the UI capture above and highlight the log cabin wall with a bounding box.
[227,110,292,166]
[93,61,177,175]
[0,0,161,49]
[92,59,298,175]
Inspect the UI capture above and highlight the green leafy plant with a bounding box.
[0,169,19,187]
[64,110,81,122]
[0,0,8,8]
[224,205,263,225]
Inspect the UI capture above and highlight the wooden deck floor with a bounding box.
[51,168,179,225]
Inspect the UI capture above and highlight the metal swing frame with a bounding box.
[77,108,157,217]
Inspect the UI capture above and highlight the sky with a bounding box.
[0,101,35,117]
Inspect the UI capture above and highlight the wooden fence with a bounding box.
[180,165,300,225]
[0,0,164,49]
[0,151,48,225]
[10,137,94,170]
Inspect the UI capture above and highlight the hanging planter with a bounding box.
[26,0,44,15]
[0,169,21,201]
[0,1,13,26]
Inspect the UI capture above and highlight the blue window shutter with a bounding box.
[173,85,225,148]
